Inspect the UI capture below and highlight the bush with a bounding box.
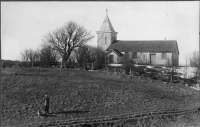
[122,59,134,74]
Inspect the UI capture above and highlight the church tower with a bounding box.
[97,9,118,54]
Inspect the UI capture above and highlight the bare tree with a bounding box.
[28,49,35,67]
[190,51,199,68]
[39,44,60,67]
[33,49,41,62]
[42,21,94,66]
[20,49,33,67]
[20,48,41,67]
[183,54,191,78]
[74,45,97,68]
[20,49,29,62]
[96,48,106,69]
[190,51,199,79]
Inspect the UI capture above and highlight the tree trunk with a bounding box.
[62,52,71,67]
[60,60,63,68]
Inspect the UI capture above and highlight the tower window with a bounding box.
[105,37,107,44]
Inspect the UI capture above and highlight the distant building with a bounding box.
[97,11,179,66]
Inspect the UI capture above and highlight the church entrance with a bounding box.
[150,54,156,64]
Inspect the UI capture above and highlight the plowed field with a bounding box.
[1,68,200,126]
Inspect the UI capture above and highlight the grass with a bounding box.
[1,67,200,126]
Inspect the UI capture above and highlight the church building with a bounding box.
[97,11,179,67]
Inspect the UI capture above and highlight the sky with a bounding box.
[1,2,199,65]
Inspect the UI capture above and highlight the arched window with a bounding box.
[105,37,107,44]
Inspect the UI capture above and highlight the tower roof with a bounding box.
[99,14,116,32]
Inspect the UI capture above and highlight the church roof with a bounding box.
[107,40,179,54]
[106,49,123,56]
[99,15,115,32]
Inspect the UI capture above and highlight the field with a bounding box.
[1,68,200,126]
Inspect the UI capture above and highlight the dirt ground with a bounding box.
[1,68,200,126]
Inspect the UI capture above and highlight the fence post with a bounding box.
[130,68,132,75]
[91,63,94,70]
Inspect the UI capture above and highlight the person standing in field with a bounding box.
[43,93,50,115]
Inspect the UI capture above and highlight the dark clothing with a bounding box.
[44,96,50,106]
[43,96,50,114]
[44,106,49,114]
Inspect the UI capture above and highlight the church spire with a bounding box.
[106,8,108,16]
[98,9,115,32]
[96,10,118,53]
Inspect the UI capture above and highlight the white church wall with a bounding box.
[161,53,172,65]
[155,53,162,65]
[146,52,150,63]
[142,53,149,64]
[155,53,172,65]
[166,53,172,61]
